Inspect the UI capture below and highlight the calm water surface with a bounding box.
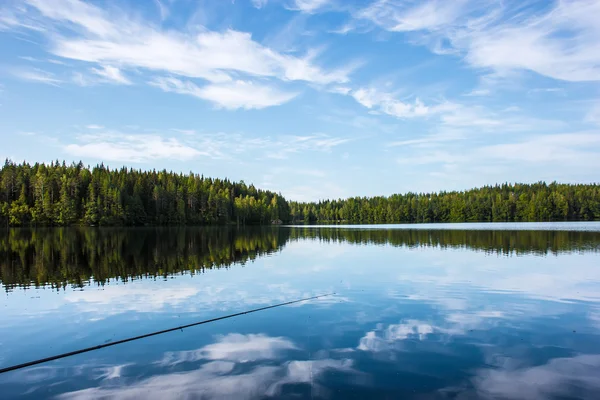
[1,223,600,399]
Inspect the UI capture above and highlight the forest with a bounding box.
[290,182,600,224]
[0,160,290,226]
[1,160,599,226]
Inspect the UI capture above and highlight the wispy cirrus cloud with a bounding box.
[11,0,352,85]
[11,67,61,86]
[62,127,353,164]
[150,77,297,110]
[355,0,471,33]
[158,334,297,366]
[65,133,205,163]
[351,0,600,83]
[351,87,430,118]
[343,84,568,135]
[478,132,600,165]
[1,0,358,110]
[393,131,600,190]
[90,65,131,85]
[288,0,332,13]
[344,86,499,126]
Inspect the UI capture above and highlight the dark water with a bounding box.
[1,223,600,399]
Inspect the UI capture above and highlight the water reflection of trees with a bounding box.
[2,227,599,291]
[0,227,288,291]
[288,227,600,256]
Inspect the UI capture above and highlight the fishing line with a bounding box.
[0,293,334,375]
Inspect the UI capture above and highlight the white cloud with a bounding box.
[267,359,356,395]
[351,88,432,118]
[62,127,352,164]
[439,104,502,127]
[193,79,297,109]
[65,283,201,315]
[356,0,469,33]
[387,131,465,148]
[64,133,204,162]
[47,58,67,65]
[391,129,600,194]
[329,86,351,95]
[158,333,297,365]
[58,334,357,400]
[15,0,351,86]
[150,77,297,110]
[192,131,350,160]
[528,87,565,95]
[260,134,352,161]
[396,132,600,169]
[470,355,600,399]
[353,0,600,82]
[289,0,331,13]
[96,363,133,381]
[461,1,600,82]
[19,55,39,62]
[85,124,103,129]
[348,87,491,124]
[478,132,600,165]
[357,320,436,352]
[90,65,131,85]
[11,68,61,85]
[353,89,565,133]
[71,71,91,86]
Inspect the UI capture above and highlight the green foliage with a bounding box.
[0,160,598,226]
[0,160,289,226]
[291,182,600,224]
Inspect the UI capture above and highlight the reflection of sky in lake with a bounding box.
[2,225,600,399]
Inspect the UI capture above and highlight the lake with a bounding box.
[1,223,600,399]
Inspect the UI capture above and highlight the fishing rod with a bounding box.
[0,293,334,375]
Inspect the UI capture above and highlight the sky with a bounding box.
[0,0,599,202]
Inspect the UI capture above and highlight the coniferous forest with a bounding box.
[1,160,599,226]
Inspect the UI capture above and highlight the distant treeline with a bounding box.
[290,183,600,224]
[1,160,599,226]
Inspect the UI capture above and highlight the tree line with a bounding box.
[1,160,599,226]
[290,182,600,223]
[0,160,289,226]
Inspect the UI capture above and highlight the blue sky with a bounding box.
[0,0,599,201]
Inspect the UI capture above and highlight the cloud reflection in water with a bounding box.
[57,333,358,400]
